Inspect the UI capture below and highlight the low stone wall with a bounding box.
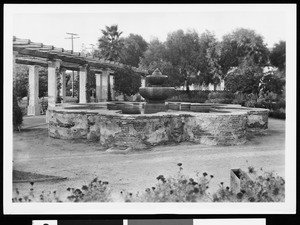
[47,103,268,149]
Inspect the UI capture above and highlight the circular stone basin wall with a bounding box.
[48,103,269,149]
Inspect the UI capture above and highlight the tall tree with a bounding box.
[139,38,181,87]
[165,29,201,91]
[220,28,269,75]
[97,24,124,61]
[113,66,141,99]
[269,41,286,72]
[121,33,148,67]
[96,25,124,101]
[196,31,222,90]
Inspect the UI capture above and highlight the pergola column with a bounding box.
[101,70,109,102]
[79,64,88,103]
[95,73,102,102]
[110,74,115,100]
[60,69,67,103]
[27,65,40,116]
[47,60,61,109]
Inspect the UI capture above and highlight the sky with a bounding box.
[7,4,290,53]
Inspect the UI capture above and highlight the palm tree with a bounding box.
[97,25,124,61]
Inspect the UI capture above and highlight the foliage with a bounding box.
[12,182,61,202]
[205,91,235,104]
[40,97,48,115]
[196,31,222,88]
[66,178,112,202]
[225,61,264,95]
[13,65,48,100]
[122,163,213,202]
[167,90,210,103]
[255,92,286,119]
[13,64,28,100]
[13,91,23,131]
[38,68,48,98]
[268,108,286,119]
[140,30,204,90]
[13,178,111,202]
[113,66,141,97]
[139,38,179,87]
[213,167,285,202]
[220,28,269,75]
[13,164,284,203]
[85,66,96,103]
[269,41,286,72]
[165,29,202,90]
[121,33,148,67]
[97,24,124,61]
[260,70,285,95]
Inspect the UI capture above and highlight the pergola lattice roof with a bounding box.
[13,36,148,74]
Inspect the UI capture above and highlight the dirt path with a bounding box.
[12,118,285,201]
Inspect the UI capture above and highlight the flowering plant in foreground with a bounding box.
[12,182,61,202]
[66,177,112,202]
[121,163,213,202]
[13,164,284,202]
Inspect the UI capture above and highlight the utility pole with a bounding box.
[65,32,80,98]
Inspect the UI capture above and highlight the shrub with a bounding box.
[66,177,112,202]
[40,97,48,115]
[13,93,23,131]
[213,167,285,202]
[269,108,286,119]
[168,90,210,103]
[205,91,235,104]
[13,178,112,202]
[13,164,284,202]
[121,163,213,202]
[12,182,61,202]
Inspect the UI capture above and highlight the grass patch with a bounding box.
[13,170,67,183]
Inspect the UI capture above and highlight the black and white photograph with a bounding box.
[3,4,296,214]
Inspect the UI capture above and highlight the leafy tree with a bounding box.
[96,24,124,61]
[139,38,167,70]
[269,41,285,72]
[121,34,148,67]
[139,38,180,87]
[220,28,269,75]
[113,66,141,98]
[165,29,201,91]
[196,31,222,90]
[96,24,124,101]
[225,60,264,95]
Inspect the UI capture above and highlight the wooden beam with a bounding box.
[15,58,48,67]
[16,56,81,70]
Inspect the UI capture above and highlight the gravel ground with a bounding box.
[12,118,285,202]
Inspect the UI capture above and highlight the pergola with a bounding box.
[13,36,148,115]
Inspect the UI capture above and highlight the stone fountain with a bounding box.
[139,68,175,114]
[47,68,269,149]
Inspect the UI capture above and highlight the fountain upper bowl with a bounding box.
[139,87,175,103]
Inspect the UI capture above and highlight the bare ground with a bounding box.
[12,118,285,201]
